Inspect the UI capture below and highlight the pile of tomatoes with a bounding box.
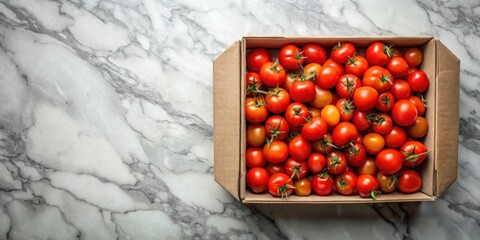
[245,41,430,199]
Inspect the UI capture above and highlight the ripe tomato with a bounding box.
[317,66,340,89]
[384,126,407,148]
[392,47,403,58]
[246,167,269,193]
[352,110,373,131]
[331,42,356,64]
[366,42,393,66]
[323,59,345,75]
[372,114,394,135]
[363,133,385,154]
[376,148,403,175]
[247,48,271,73]
[307,153,326,173]
[260,61,286,87]
[279,44,304,70]
[312,173,334,196]
[282,73,300,92]
[246,147,267,168]
[336,74,361,99]
[400,141,428,168]
[357,156,377,176]
[321,105,340,127]
[357,174,380,198]
[386,56,409,78]
[265,87,290,113]
[398,170,422,193]
[335,171,357,195]
[303,43,327,65]
[308,107,321,118]
[312,133,334,154]
[246,72,263,96]
[290,79,316,103]
[344,141,367,167]
[404,48,423,67]
[326,150,347,175]
[265,115,290,140]
[407,116,428,138]
[303,63,322,78]
[375,92,395,112]
[245,97,268,123]
[289,136,312,161]
[302,116,328,141]
[294,178,312,196]
[332,122,359,147]
[336,98,356,121]
[409,95,426,116]
[407,70,429,93]
[346,56,369,77]
[353,86,379,111]
[268,173,294,197]
[263,140,289,163]
[390,79,411,100]
[377,172,396,193]
[265,162,285,175]
[362,66,393,93]
[285,102,311,127]
[246,124,266,147]
[392,99,418,126]
[285,158,309,180]
[310,85,333,108]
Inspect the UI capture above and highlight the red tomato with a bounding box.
[386,56,409,78]
[352,110,373,131]
[326,150,347,175]
[285,158,309,180]
[384,126,407,148]
[260,61,286,87]
[358,157,377,176]
[290,79,316,103]
[332,122,359,147]
[407,70,429,93]
[323,59,345,75]
[265,87,290,113]
[289,136,312,161]
[400,141,429,168]
[312,173,334,195]
[335,171,357,195]
[372,114,394,135]
[268,173,294,197]
[310,85,333,108]
[404,48,423,67]
[409,95,426,116]
[302,116,328,141]
[303,43,327,65]
[247,48,271,73]
[335,98,356,121]
[265,115,290,140]
[336,74,361,99]
[265,162,285,175]
[356,174,380,198]
[375,92,395,112]
[366,42,393,66]
[353,86,379,111]
[282,73,299,92]
[398,170,422,193]
[263,140,289,163]
[390,79,411,100]
[246,124,266,147]
[294,178,312,196]
[362,66,393,93]
[376,148,403,175]
[312,133,334,154]
[307,153,326,173]
[278,44,304,70]
[331,42,356,64]
[317,66,340,89]
[392,99,418,126]
[246,167,269,193]
[346,56,369,77]
[245,97,268,123]
[246,72,263,96]
[392,47,403,58]
[285,102,311,127]
[344,141,367,167]
[246,147,266,168]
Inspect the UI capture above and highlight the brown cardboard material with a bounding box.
[213,36,460,204]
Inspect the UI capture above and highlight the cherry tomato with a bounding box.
[290,79,316,103]
[390,79,411,100]
[332,122,359,147]
[331,42,356,64]
[353,86,379,111]
[260,61,286,87]
[409,95,426,116]
[308,107,321,118]
[285,102,311,127]
[268,173,294,197]
[294,178,312,196]
[264,87,290,113]
[362,66,393,93]
[384,126,407,148]
[404,48,423,67]
[282,73,300,92]
[310,85,333,108]
[346,56,369,77]
[357,156,377,176]
[246,167,269,193]
[352,110,373,131]
[344,141,367,167]
[400,140,428,168]
[392,47,403,58]
[392,99,418,126]
[289,136,312,161]
[357,174,380,198]
[317,66,340,89]
[375,92,395,112]
[407,116,428,139]
[366,42,393,66]
[363,133,385,154]
[407,70,429,93]
[326,150,347,175]
[303,43,327,65]
[265,115,290,141]
[372,114,394,135]
[335,171,357,195]
[302,116,328,141]
[265,162,285,175]
[323,59,345,75]
[321,105,340,127]
[247,48,271,73]
[285,158,309,180]
[377,172,396,193]
[307,153,326,173]
[246,147,266,168]
[303,63,322,78]
[336,98,356,121]
[312,173,334,196]
[245,97,268,123]
[336,74,361,99]
[312,133,334,154]
[398,170,422,193]
[386,56,409,78]
[376,148,403,175]
[246,124,266,147]
[263,140,289,163]
[246,72,263,97]
[279,44,304,71]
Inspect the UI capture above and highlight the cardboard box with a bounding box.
[213,36,460,203]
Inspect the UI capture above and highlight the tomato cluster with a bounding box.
[245,42,429,199]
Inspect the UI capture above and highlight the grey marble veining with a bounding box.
[0,0,478,239]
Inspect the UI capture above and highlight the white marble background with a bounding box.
[0,0,478,239]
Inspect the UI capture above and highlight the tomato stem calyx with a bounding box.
[370,190,382,200]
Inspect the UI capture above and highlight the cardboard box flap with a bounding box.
[213,41,241,200]
[434,40,460,196]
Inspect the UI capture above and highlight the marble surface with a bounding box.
[0,0,478,239]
